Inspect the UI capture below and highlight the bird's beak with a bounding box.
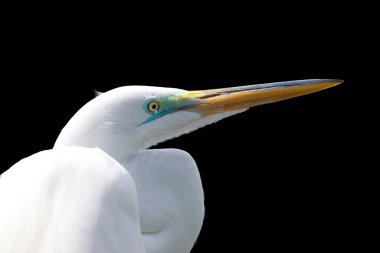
[181,79,343,116]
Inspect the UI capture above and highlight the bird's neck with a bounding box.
[123,149,204,253]
[55,122,205,253]
[54,121,140,163]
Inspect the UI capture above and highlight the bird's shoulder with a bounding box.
[1,146,134,193]
[0,147,144,253]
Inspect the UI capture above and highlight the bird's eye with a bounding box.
[145,99,161,113]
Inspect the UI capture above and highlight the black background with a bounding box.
[1,6,359,252]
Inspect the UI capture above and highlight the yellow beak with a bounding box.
[182,79,343,116]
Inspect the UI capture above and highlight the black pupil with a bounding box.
[151,103,157,110]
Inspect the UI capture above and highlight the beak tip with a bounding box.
[329,79,344,85]
[315,79,344,88]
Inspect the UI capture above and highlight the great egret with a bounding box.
[0,79,342,253]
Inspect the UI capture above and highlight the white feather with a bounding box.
[0,147,144,253]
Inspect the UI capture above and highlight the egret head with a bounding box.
[55,79,342,161]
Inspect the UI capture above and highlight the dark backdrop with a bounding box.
[1,10,356,252]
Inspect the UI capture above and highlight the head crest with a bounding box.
[94,89,103,97]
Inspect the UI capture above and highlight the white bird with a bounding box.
[0,79,342,253]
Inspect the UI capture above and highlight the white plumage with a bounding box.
[0,147,143,253]
[0,80,341,253]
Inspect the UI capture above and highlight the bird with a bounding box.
[0,79,342,253]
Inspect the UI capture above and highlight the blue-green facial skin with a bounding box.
[140,95,197,126]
